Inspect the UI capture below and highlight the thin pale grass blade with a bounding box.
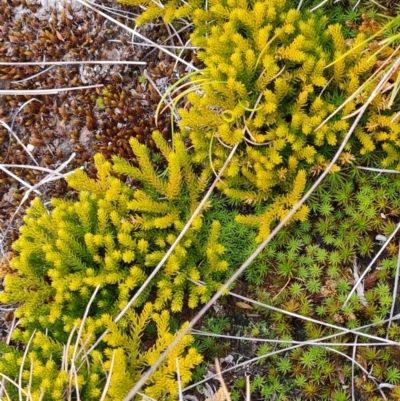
[320,50,400,127]
[296,0,304,10]
[165,22,184,47]
[188,310,400,393]
[176,358,183,401]
[164,23,198,72]
[356,166,400,174]
[143,69,180,123]
[11,66,55,84]
[368,40,400,66]
[351,334,359,401]
[8,61,146,84]
[310,0,330,12]
[209,132,228,187]
[216,133,234,149]
[155,69,206,125]
[388,63,400,107]
[189,279,400,345]
[228,290,400,344]
[325,345,386,399]
[319,76,333,97]
[254,34,279,71]
[70,286,100,377]
[258,65,286,84]
[84,0,140,19]
[10,98,40,165]
[391,111,400,123]
[0,315,17,401]
[19,330,36,401]
[0,373,28,399]
[185,336,357,393]
[215,358,231,401]
[26,357,34,401]
[324,17,399,69]
[122,75,389,399]
[4,315,18,345]
[387,240,400,338]
[158,80,212,120]
[0,84,103,95]
[74,332,95,373]
[0,164,70,176]
[37,388,44,401]
[379,383,396,390]
[85,143,239,357]
[314,79,373,131]
[191,329,397,347]
[75,0,197,71]
[245,375,250,401]
[0,61,146,66]
[62,325,78,373]
[0,153,76,254]
[0,120,39,168]
[71,364,81,401]
[99,350,116,401]
[187,325,400,395]
[0,166,40,195]
[136,392,157,401]
[353,258,367,306]
[0,382,12,401]
[109,38,198,50]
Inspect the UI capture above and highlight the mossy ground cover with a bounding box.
[1,0,400,400]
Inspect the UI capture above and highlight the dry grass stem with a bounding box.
[215,359,232,401]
